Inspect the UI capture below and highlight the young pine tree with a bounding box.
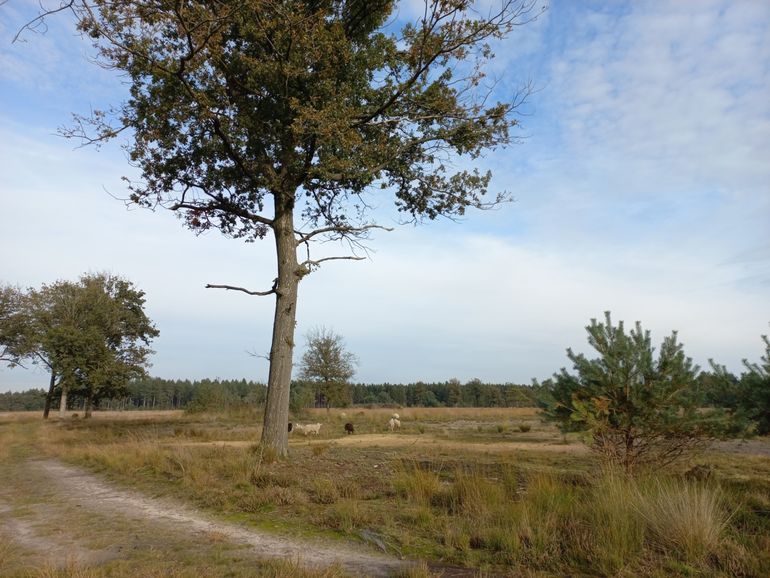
[538,312,725,473]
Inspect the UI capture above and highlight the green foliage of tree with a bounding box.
[710,332,770,435]
[298,327,357,407]
[0,285,31,367]
[538,312,726,473]
[25,0,540,455]
[0,274,158,418]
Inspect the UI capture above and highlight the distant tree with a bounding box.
[186,380,240,413]
[711,332,770,435]
[21,0,540,455]
[538,312,725,473]
[4,274,158,418]
[298,327,357,407]
[446,378,462,407]
[462,378,484,406]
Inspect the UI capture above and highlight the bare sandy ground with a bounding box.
[169,433,589,454]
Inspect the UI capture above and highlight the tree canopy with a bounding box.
[538,312,725,473]
[0,285,30,367]
[23,0,540,454]
[0,273,158,418]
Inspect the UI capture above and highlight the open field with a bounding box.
[1,408,769,577]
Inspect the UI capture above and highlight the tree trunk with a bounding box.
[43,369,56,420]
[260,197,300,457]
[84,391,93,419]
[59,382,68,418]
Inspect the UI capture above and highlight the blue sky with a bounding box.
[1,0,768,391]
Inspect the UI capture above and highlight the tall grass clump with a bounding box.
[441,468,506,517]
[515,473,579,565]
[635,477,731,563]
[394,561,440,578]
[585,470,645,574]
[393,461,442,506]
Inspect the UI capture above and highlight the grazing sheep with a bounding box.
[303,423,322,436]
[344,422,355,435]
[388,417,401,431]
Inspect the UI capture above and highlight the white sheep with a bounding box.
[303,423,322,436]
[388,417,401,431]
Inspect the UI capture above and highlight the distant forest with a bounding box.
[0,377,540,412]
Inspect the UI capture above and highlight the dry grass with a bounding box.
[2,407,769,577]
[634,477,732,563]
[0,410,186,422]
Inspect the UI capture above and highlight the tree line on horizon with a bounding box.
[0,377,540,413]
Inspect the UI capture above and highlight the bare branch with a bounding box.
[170,200,274,229]
[295,224,393,245]
[246,348,271,362]
[12,0,75,43]
[205,281,277,297]
[301,256,366,269]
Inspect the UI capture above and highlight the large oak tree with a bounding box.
[23,0,539,454]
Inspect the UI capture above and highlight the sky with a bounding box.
[1,0,768,391]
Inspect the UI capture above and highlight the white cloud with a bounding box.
[546,0,770,193]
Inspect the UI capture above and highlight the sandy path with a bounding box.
[170,433,588,454]
[21,459,409,577]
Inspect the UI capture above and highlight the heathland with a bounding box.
[1,407,768,577]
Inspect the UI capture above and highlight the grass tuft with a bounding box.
[311,442,332,456]
[309,478,340,504]
[394,461,442,506]
[634,477,731,563]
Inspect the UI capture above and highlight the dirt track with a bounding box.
[0,458,409,577]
